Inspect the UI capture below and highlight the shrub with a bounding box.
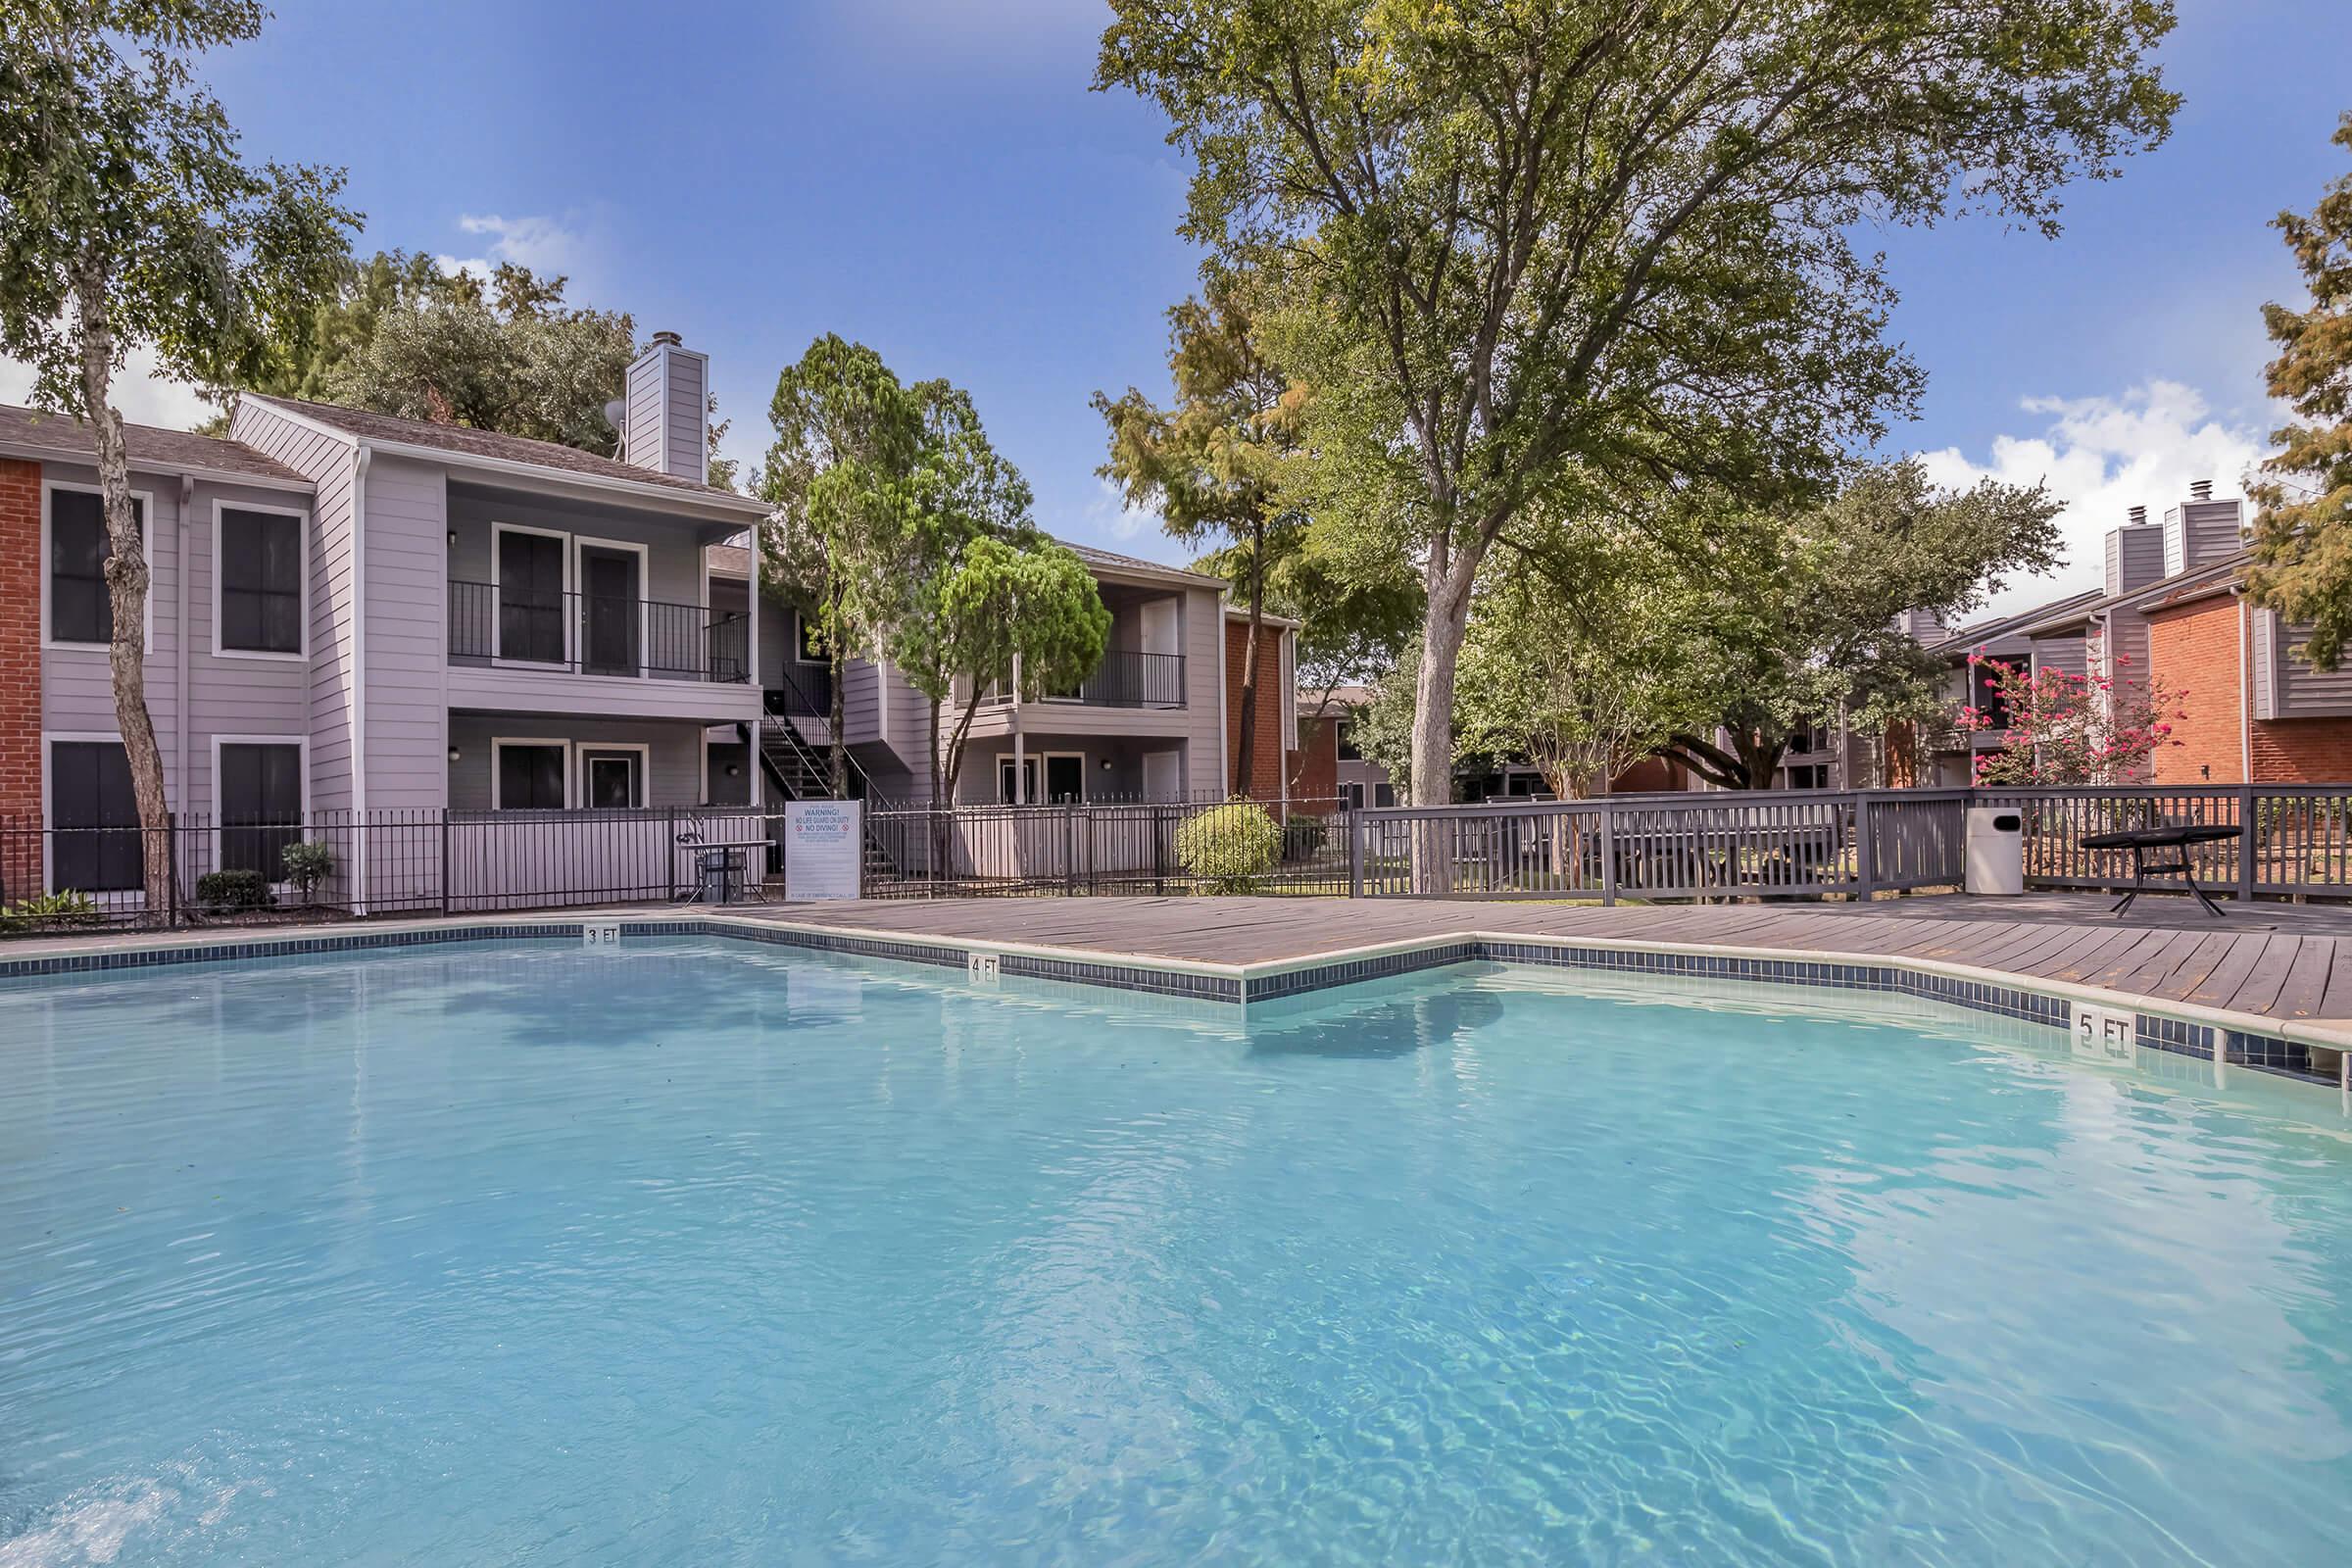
[1281,812,1329,862]
[0,890,102,934]
[195,868,274,912]
[281,841,335,903]
[1176,800,1283,893]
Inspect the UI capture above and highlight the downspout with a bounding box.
[1010,652,1025,805]
[2235,586,2252,784]
[176,474,192,808]
[351,445,371,911]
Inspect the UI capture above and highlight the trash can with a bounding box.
[1965,808,2025,896]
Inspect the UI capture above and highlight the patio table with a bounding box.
[2078,823,2242,917]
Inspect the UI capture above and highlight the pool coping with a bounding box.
[8,907,2351,1088]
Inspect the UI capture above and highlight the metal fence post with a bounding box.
[2237,783,2258,904]
[439,811,452,917]
[165,814,178,929]
[1599,801,1619,907]
[1853,793,1877,903]
[1063,803,1076,896]
[1348,809,1365,898]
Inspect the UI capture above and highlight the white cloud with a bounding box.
[1082,476,1158,543]
[0,341,217,431]
[435,213,586,283]
[1916,380,2271,618]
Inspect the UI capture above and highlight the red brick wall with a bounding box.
[1224,619,1288,800]
[1291,714,1340,800]
[0,458,41,902]
[2146,598,2245,785]
[2248,719,2352,782]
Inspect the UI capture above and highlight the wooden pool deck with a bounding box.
[743,892,2352,1034]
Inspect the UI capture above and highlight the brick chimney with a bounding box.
[619,331,710,483]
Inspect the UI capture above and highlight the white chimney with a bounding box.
[620,330,709,483]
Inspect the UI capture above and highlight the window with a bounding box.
[218,507,305,655]
[1336,721,1361,761]
[49,740,141,893]
[580,748,644,809]
[48,489,144,647]
[497,529,567,663]
[1374,784,1396,808]
[219,741,302,876]
[1344,782,1365,810]
[997,754,1084,804]
[495,742,569,809]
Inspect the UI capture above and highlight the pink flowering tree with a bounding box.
[1955,649,2186,785]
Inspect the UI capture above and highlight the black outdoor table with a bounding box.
[2078,823,2243,917]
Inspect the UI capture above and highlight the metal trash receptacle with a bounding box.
[1964,808,2025,896]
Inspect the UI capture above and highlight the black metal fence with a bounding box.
[14,784,2352,940]
[0,808,777,937]
[864,795,1348,897]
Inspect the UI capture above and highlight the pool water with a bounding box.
[4,939,2352,1565]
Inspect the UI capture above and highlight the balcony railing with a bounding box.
[448,580,749,683]
[1031,650,1185,709]
[767,661,834,717]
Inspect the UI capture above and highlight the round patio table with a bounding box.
[2077,823,2242,917]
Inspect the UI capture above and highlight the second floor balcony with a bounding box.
[982,649,1187,710]
[448,580,750,684]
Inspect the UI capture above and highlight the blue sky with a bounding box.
[12,0,2351,613]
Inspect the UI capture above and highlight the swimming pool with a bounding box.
[4,936,2350,1564]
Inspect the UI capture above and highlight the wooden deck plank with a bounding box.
[755,894,2352,1030]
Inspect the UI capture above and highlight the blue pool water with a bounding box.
[4,940,2352,1565]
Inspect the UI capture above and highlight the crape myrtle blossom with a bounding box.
[1956,644,2188,785]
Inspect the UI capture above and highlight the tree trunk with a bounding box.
[1736,731,1787,790]
[76,266,173,919]
[1234,521,1261,799]
[927,693,949,885]
[825,581,848,800]
[1408,550,1477,892]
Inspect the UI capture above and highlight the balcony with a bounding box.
[448,580,749,684]
[984,650,1186,709]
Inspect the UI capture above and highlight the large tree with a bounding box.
[1095,272,1305,796]
[760,335,923,796]
[1098,0,2177,809]
[2247,112,2352,667]
[0,0,357,908]
[1662,459,2063,790]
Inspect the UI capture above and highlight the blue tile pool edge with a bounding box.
[4,913,2344,1090]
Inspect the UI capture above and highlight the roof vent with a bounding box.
[2128,505,2146,526]
[651,330,683,349]
[2190,479,2214,502]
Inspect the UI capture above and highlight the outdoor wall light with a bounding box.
[1101,759,1112,770]
[725,763,741,778]
[446,530,458,547]
[448,747,462,763]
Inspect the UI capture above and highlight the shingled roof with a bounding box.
[244,394,758,504]
[0,403,312,488]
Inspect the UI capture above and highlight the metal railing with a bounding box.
[16,784,2352,937]
[447,580,750,682]
[768,660,834,716]
[983,650,1187,710]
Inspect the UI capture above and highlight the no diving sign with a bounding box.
[785,801,863,900]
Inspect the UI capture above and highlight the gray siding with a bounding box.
[620,341,708,483]
[360,456,449,808]
[2105,525,2165,598]
[2262,612,2352,718]
[445,714,710,808]
[231,401,361,809]
[2028,634,2087,682]
[36,462,186,806]
[2162,499,2243,577]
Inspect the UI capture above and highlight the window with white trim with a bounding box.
[497,744,568,809]
[49,490,143,646]
[219,508,305,654]
[219,742,303,876]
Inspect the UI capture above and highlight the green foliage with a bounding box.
[280,841,335,903]
[0,890,102,934]
[930,534,1112,710]
[1280,812,1329,862]
[318,260,635,451]
[0,1,360,411]
[1176,801,1283,892]
[1098,0,2178,805]
[1668,459,2064,789]
[2248,113,2352,668]
[194,868,273,912]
